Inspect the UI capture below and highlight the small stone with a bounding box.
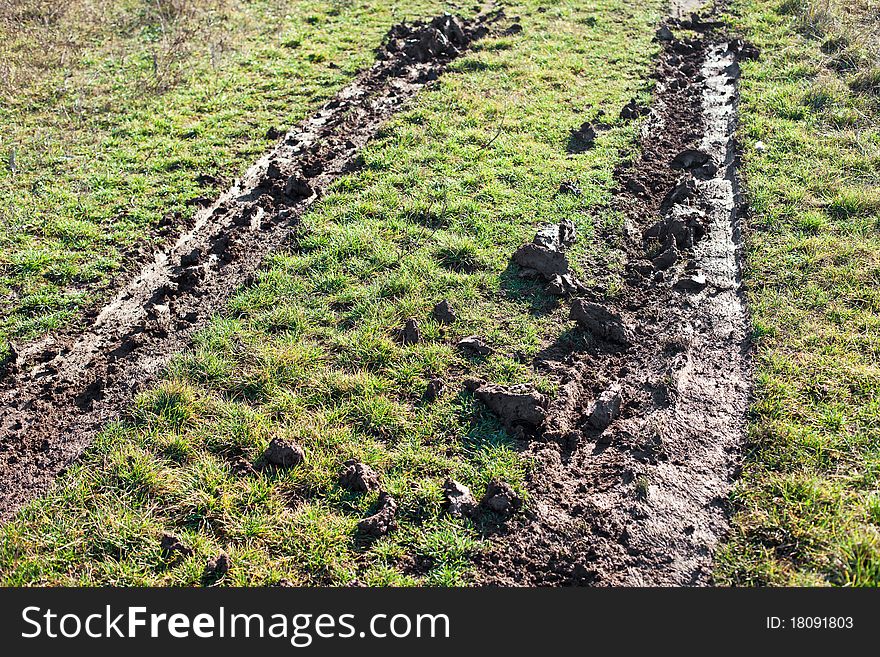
[570,300,634,345]
[357,492,397,538]
[432,299,456,325]
[160,533,193,559]
[754,140,766,152]
[481,480,522,516]
[263,437,305,469]
[443,479,478,518]
[457,336,493,356]
[339,460,381,493]
[424,378,445,402]
[587,386,623,430]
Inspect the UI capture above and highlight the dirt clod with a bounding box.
[229,455,257,476]
[558,180,582,196]
[513,220,582,295]
[651,244,678,271]
[671,148,710,170]
[646,205,709,250]
[457,336,493,356]
[424,378,445,402]
[263,437,305,469]
[656,25,674,41]
[357,491,398,538]
[620,98,648,120]
[674,272,708,291]
[570,300,635,345]
[587,386,623,430]
[285,174,313,199]
[473,382,547,430]
[481,480,521,516]
[568,122,597,153]
[339,460,381,493]
[396,318,422,345]
[512,243,569,277]
[432,299,456,324]
[383,13,473,64]
[202,551,230,584]
[443,478,478,518]
[534,219,576,251]
[160,533,193,559]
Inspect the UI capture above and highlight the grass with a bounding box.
[716,0,880,586]
[0,0,462,359]
[0,0,664,585]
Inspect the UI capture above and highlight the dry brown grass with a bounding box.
[0,0,235,96]
[782,0,880,87]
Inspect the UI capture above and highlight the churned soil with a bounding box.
[0,10,503,521]
[478,4,754,586]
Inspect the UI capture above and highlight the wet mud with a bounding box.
[480,4,753,586]
[0,11,501,520]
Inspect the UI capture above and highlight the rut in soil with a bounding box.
[0,10,503,521]
[481,4,753,586]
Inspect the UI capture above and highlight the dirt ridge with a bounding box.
[0,10,502,521]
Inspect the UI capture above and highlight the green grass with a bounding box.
[716,0,880,586]
[0,0,664,585]
[0,0,459,358]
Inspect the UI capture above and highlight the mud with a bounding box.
[202,552,230,585]
[339,460,381,493]
[432,299,456,325]
[480,4,752,586]
[481,480,522,516]
[263,437,305,469]
[357,491,398,538]
[470,381,548,432]
[0,10,502,521]
[457,336,493,356]
[512,219,584,296]
[443,479,478,519]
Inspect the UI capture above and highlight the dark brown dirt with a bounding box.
[478,4,753,586]
[0,10,503,521]
[357,492,398,538]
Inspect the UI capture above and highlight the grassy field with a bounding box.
[0,0,460,360]
[717,0,880,585]
[0,0,664,585]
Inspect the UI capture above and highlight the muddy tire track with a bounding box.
[481,6,754,586]
[0,11,503,521]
